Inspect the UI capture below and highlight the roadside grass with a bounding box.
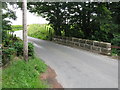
[28,24,54,40]
[11,25,23,31]
[2,57,48,88]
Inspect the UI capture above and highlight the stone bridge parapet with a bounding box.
[53,36,111,55]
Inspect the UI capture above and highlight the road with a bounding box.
[14,30,118,88]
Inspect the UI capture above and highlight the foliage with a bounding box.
[2,48,16,65]
[28,43,34,57]
[2,57,48,88]
[14,41,34,57]
[16,2,120,56]
[11,25,23,31]
[26,2,120,56]
[2,3,18,65]
[2,2,17,43]
[28,24,54,40]
[13,41,23,56]
[2,33,34,65]
[3,33,22,47]
[2,34,21,65]
[26,2,119,42]
[2,3,48,88]
[111,35,120,56]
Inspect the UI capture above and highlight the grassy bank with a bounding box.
[2,33,49,88]
[2,57,48,88]
[28,24,54,40]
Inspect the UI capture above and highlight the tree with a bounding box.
[22,0,28,61]
[2,2,17,43]
[27,2,119,43]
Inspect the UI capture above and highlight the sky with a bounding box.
[9,8,49,25]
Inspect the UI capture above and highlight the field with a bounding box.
[28,24,54,40]
[11,25,23,31]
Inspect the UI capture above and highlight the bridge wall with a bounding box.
[53,36,111,55]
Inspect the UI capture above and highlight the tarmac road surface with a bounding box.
[14,30,118,88]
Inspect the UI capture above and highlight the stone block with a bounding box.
[85,44,91,50]
[92,46,101,52]
[72,37,79,42]
[69,41,74,45]
[74,42,79,46]
[79,39,86,43]
[93,41,100,47]
[99,42,111,48]
[0,44,2,49]
[86,40,93,45]
[62,40,66,43]
[101,48,111,55]
[0,50,2,55]
[80,43,85,47]
[68,37,72,41]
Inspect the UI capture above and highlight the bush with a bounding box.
[2,33,34,65]
[14,41,34,57]
[2,47,16,65]
[28,43,34,57]
[2,57,48,88]
[3,33,14,47]
[111,35,120,56]
[14,41,23,56]
[2,34,23,65]
[3,34,22,47]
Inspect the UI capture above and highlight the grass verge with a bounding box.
[2,57,48,88]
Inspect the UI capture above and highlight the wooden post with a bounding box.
[22,0,28,61]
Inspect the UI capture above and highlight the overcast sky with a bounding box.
[9,8,49,25]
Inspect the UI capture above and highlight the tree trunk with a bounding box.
[22,0,28,61]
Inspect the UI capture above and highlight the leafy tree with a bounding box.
[2,2,17,42]
[26,2,119,43]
